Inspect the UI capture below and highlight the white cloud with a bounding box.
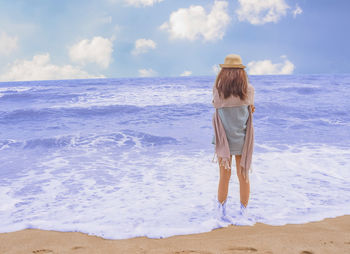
[293,4,303,18]
[97,15,112,25]
[138,68,157,77]
[247,56,295,75]
[160,1,231,42]
[132,38,157,55]
[69,36,114,68]
[236,0,290,25]
[0,31,18,55]
[180,70,192,76]
[0,53,104,82]
[124,0,163,7]
[212,64,220,74]
[114,24,122,33]
[107,0,163,7]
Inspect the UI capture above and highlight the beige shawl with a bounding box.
[211,73,255,183]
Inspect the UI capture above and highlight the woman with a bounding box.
[211,54,255,224]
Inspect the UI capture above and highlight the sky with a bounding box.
[0,0,349,81]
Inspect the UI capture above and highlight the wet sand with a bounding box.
[0,215,349,254]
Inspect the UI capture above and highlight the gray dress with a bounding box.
[212,105,249,155]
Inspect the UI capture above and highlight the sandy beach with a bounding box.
[0,215,349,254]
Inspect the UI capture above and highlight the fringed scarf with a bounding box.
[211,74,255,183]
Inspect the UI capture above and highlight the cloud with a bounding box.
[0,31,18,56]
[180,70,192,76]
[107,0,163,7]
[160,1,231,42]
[138,68,157,77]
[97,15,112,25]
[236,0,290,25]
[247,56,295,75]
[212,64,220,74]
[132,38,157,55]
[0,53,104,82]
[293,4,303,18]
[69,36,114,68]
[114,24,122,33]
[125,0,163,7]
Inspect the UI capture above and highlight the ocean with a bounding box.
[0,74,349,239]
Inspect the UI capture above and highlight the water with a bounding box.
[0,74,349,239]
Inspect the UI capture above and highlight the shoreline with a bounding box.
[0,215,349,254]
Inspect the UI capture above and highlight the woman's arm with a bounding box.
[249,84,255,113]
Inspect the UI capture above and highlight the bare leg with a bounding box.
[235,155,250,207]
[217,155,233,204]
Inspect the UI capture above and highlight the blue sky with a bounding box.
[0,0,349,81]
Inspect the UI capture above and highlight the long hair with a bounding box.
[215,68,248,100]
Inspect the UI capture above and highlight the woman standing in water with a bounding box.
[212,54,255,225]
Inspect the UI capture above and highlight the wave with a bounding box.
[0,92,79,101]
[280,86,322,95]
[0,105,143,121]
[0,103,210,123]
[0,130,179,151]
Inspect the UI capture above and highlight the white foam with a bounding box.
[0,143,349,239]
[49,84,212,108]
[0,87,33,93]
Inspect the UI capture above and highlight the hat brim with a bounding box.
[219,64,246,69]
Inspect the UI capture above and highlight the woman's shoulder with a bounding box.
[247,82,255,92]
[246,83,254,104]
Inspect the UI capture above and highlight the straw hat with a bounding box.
[219,54,246,69]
